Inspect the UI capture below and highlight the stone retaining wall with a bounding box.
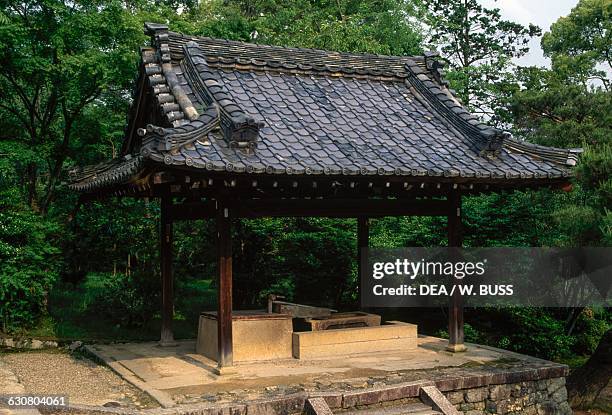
[444,377,571,415]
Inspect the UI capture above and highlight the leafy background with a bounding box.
[0,0,609,370]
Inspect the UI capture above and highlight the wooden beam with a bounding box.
[159,196,177,347]
[170,198,450,220]
[447,191,466,353]
[357,217,369,308]
[216,200,233,367]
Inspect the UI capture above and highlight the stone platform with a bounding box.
[83,336,571,414]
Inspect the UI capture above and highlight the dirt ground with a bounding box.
[0,349,157,410]
[573,378,612,415]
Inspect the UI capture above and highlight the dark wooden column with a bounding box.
[357,217,369,308]
[159,196,177,346]
[447,191,466,352]
[216,199,233,367]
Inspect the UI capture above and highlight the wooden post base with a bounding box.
[158,339,179,347]
[446,343,468,353]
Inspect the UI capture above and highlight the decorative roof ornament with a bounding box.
[182,41,262,149]
[67,23,581,193]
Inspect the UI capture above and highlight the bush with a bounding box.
[572,308,611,355]
[88,271,161,328]
[499,308,575,361]
[0,205,60,332]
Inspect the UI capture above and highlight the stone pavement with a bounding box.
[84,336,522,407]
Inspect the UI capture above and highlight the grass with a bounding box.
[22,273,217,342]
[559,355,590,369]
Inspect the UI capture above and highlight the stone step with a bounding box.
[341,402,442,415]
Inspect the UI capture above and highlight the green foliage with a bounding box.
[0,209,60,332]
[190,0,423,55]
[418,0,540,121]
[88,271,161,328]
[572,308,612,355]
[0,0,608,367]
[542,0,611,90]
[502,308,576,361]
[511,0,611,248]
[0,140,61,332]
[437,322,482,343]
[278,218,356,306]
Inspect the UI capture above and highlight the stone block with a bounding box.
[341,381,426,408]
[489,385,512,401]
[196,311,293,362]
[293,322,417,359]
[420,385,461,415]
[551,387,568,404]
[445,390,465,405]
[546,378,565,394]
[304,312,381,331]
[305,397,333,415]
[465,387,487,403]
[472,401,485,410]
[308,392,342,409]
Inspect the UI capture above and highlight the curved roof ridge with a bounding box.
[138,106,220,156]
[182,41,263,148]
[155,26,422,79]
[69,155,143,192]
[144,23,199,126]
[404,57,581,167]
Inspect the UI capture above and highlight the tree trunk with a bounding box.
[567,328,612,408]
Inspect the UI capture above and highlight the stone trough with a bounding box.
[197,304,416,364]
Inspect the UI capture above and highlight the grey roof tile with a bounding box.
[69,25,581,192]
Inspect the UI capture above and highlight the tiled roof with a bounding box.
[69,23,581,192]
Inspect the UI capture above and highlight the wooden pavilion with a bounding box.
[69,23,581,368]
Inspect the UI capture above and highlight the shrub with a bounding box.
[501,308,575,361]
[0,206,60,332]
[88,271,160,328]
[572,308,611,355]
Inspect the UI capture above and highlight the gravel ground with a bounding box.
[0,349,157,410]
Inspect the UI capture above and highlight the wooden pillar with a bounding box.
[447,191,466,352]
[159,196,176,346]
[216,199,233,367]
[357,217,369,308]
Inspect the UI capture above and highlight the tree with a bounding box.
[511,1,611,247]
[542,0,611,91]
[567,328,612,408]
[418,0,540,122]
[191,0,423,56]
[0,1,146,214]
[511,1,611,406]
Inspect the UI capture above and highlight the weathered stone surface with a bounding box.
[489,384,512,401]
[547,377,565,394]
[197,313,293,363]
[445,390,465,405]
[308,392,342,409]
[551,386,568,404]
[342,380,428,408]
[30,339,43,349]
[244,394,304,415]
[293,322,417,359]
[305,397,333,415]
[420,385,461,415]
[465,387,487,403]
